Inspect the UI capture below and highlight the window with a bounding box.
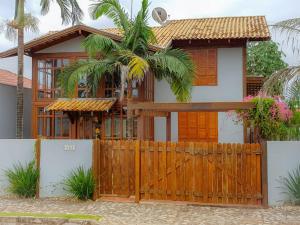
[187,49,217,86]
[37,108,70,138]
[104,73,139,98]
[37,58,70,99]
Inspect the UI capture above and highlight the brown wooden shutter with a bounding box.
[178,112,218,142]
[186,49,217,86]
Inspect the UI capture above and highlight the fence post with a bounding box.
[92,139,99,201]
[135,140,141,203]
[35,138,41,198]
[261,140,268,208]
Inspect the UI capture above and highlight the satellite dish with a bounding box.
[152,7,169,26]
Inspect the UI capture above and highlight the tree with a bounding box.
[59,0,195,138]
[0,0,83,138]
[247,41,288,77]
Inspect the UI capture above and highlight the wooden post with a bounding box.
[137,112,144,140]
[92,139,99,201]
[135,140,141,203]
[261,140,268,208]
[35,138,41,198]
[166,112,171,142]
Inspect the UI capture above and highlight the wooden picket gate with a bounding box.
[93,140,264,206]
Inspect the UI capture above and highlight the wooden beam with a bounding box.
[128,102,255,112]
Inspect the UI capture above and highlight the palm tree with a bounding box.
[0,0,83,138]
[59,0,195,138]
[262,19,300,102]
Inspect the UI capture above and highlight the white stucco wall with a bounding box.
[267,141,300,206]
[0,84,32,139]
[154,48,244,143]
[0,139,36,196]
[37,36,85,53]
[39,140,93,198]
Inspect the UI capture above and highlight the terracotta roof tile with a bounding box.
[103,16,270,47]
[0,69,31,89]
[46,98,116,112]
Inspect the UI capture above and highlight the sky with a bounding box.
[0,0,299,77]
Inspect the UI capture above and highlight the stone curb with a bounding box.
[0,216,100,225]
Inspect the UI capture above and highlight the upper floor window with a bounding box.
[187,49,217,86]
[37,58,70,99]
[104,73,139,99]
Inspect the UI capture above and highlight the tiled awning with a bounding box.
[46,98,116,112]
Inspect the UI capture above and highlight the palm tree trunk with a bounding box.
[15,0,24,138]
[16,27,24,139]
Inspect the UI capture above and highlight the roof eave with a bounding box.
[0,24,161,58]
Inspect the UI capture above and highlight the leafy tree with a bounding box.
[59,0,195,138]
[0,0,83,138]
[247,41,288,77]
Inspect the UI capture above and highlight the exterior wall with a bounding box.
[267,141,300,206]
[0,139,36,196]
[0,84,32,139]
[154,48,244,143]
[39,140,93,198]
[37,36,85,53]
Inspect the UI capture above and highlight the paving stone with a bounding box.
[0,197,300,225]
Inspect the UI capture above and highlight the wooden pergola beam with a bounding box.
[129,102,254,113]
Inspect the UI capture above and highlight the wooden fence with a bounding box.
[93,140,263,206]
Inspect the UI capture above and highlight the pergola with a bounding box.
[128,101,254,141]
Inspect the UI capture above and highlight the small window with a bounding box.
[187,49,217,86]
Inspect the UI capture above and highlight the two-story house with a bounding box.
[0,16,270,143]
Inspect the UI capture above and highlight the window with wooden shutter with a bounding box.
[178,112,218,142]
[187,49,217,86]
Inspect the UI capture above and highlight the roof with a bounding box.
[104,16,270,47]
[0,16,270,58]
[0,69,31,89]
[0,24,162,58]
[46,98,116,112]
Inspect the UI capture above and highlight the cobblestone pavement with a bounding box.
[0,197,300,225]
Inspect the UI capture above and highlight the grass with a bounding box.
[0,212,101,221]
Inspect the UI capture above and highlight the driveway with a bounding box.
[0,198,299,225]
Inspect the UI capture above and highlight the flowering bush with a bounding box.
[233,93,299,140]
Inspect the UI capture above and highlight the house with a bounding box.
[0,16,270,142]
[0,69,32,138]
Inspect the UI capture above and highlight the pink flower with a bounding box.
[276,101,293,121]
[244,95,254,102]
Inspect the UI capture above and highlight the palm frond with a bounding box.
[40,0,83,25]
[272,18,300,54]
[127,54,149,80]
[147,48,195,102]
[0,14,39,41]
[262,66,300,98]
[59,59,115,97]
[83,34,121,56]
[89,0,130,32]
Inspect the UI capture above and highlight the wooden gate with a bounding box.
[93,140,263,205]
[93,140,135,198]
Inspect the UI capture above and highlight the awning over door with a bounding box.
[46,98,116,112]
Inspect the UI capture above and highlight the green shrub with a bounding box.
[5,161,39,198]
[281,165,300,205]
[64,166,95,200]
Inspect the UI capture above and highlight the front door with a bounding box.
[76,113,101,139]
[178,112,218,142]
